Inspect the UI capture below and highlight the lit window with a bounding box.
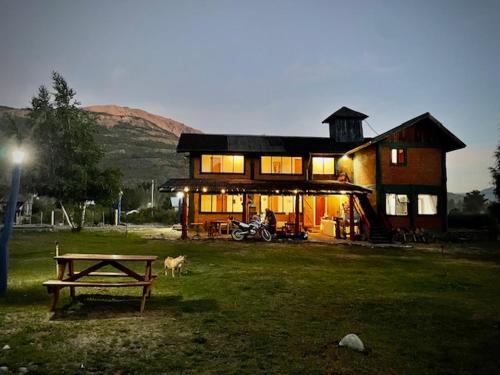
[390,148,406,165]
[261,156,302,174]
[260,195,302,213]
[312,157,335,175]
[385,194,408,216]
[201,155,244,173]
[418,194,438,215]
[200,194,243,213]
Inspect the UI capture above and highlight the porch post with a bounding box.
[181,193,189,240]
[242,193,248,223]
[295,193,300,234]
[349,194,355,241]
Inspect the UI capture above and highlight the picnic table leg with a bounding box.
[68,260,76,299]
[145,261,152,297]
[56,261,67,280]
[140,285,149,313]
[49,286,60,311]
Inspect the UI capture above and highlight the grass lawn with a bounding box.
[1,231,499,374]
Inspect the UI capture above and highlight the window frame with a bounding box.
[200,154,245,175]
[385,193,409,216]
[260,156,303,175]
[259,195,303,214]
[390,148,407,166]
[199,194,243,213]
[417,194,439,216]
[312,156,336,175]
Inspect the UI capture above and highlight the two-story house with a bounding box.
[159,106,465,241]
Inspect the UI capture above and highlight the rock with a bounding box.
[19,367,28,373]
[339,333,365,352]
[0,366,8,373]
[2,345,10,350]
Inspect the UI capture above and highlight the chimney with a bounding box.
[322,106,368,142]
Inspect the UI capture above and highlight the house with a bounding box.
[159,107,465,241]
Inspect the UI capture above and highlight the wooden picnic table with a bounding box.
[43,253,158,313]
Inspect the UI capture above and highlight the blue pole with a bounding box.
[0,164,21,296]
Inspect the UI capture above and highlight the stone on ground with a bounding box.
[339,333,365,352]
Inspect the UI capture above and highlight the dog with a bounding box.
[164,255,185,278]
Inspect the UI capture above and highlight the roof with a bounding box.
[177,133,372,154]
[159,178,372,195]
[346,112,466,154]
[322,106,368,123]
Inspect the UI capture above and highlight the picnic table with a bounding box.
[43,253,158,313]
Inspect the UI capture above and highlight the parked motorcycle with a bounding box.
[231,220,272,242]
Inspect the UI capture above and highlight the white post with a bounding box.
[40,212,43,225]
[102,212,105,226]
[151,179,155,209]
[55,241,59,276]
[114,209,118,226]
[51,211,55,226]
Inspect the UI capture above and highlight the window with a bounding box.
[260,195,302,213]
[390,148,406,165]
[385,193,408,216]
[261,156,302,174]
[312,157,335,175]
[201,155,244,173]
[200,194,243,213]
[418,194,438,215]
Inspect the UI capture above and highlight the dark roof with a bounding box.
[159,178,371,195]
[346,112,466,154]
[177,133,371,154]
[322,106,368,123]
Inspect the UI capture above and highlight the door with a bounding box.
[315,196,325,226]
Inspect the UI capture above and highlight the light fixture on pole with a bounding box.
[0,148,25,296]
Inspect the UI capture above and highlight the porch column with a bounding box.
[349,194,355,241]
[295,193,300,234]
[242,193,248,223]
[181,193,189,240]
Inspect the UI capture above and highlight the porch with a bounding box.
[159,178,373,241]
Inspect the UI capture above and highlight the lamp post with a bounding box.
[0,149,25,296]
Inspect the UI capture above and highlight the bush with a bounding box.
[448,213,496,229]
[123,208,177,225]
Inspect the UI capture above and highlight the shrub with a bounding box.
[448,213,496,229]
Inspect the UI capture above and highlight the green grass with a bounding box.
[1,232,499,374]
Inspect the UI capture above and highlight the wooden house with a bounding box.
[159,107,465,241]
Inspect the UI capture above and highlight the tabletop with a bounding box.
[54,253,158,262]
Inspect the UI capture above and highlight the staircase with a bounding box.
[355,195,392,243]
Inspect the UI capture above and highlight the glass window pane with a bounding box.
[282,157,292,174]
[418,194,438,215]
[222,155,233,173]
[212,155,222,173]
[391,149,398,164]
[201,155,211,172]
[234,155,244,173]
[293,157,302,174]
[261,157,271,174]
[260,195,269,211]
[271,157,282,174]
[324,158,335,174]
[398,149,405,164]
[201,195,212,212]
[283,196,294,213]
[312,157,323,174]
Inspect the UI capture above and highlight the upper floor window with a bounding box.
[201,155,244,173]
[312,157,335,175]
[200,194,243,213]
[261,156,302,174]
[418,194,438,215]
[390,148,406,165]
[385,193,408,216]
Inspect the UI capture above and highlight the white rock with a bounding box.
[19,367,28,373]
[0,366,8,373]
[339,333,365,352]
[2,345,10,350]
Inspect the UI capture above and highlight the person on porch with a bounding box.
[264,208,277,235]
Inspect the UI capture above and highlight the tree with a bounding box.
[28,72,122,228]
[462,190,487,214]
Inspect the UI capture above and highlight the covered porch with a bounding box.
[159,178,372,240]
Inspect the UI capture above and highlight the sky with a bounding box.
[0,0,499,193]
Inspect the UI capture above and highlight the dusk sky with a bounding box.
[1,0,499,193]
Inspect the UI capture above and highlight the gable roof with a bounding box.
[322,106,368,123]
[177,133,371,154]
[346,112,466,154]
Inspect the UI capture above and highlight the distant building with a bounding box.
[160,107,465,241]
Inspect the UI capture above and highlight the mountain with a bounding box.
[448,187,497,204]
[0,105,200,187]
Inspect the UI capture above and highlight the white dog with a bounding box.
[164,255,185,277]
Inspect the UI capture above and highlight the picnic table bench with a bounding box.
[43,253,158,313]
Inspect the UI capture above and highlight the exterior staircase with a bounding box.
[355,194,392,243]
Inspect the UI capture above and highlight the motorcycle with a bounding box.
[231,219,272,242]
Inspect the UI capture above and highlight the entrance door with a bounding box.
[315,196,325,225]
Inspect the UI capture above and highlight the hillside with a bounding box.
[0,105,199,187]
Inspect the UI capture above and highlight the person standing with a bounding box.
[265,208,277,234]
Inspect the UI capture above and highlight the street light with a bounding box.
[0,148,25,296]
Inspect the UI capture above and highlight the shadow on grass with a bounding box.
[48,294,219,320]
